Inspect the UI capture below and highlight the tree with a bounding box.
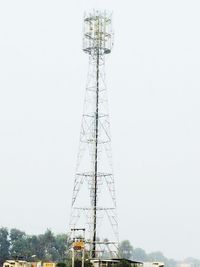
[54,234,69,262]
[57,263,67,267]
[133,248,147,261]
[166,259,177,267]
[0,227,10,264]
[118,240,134,260]
[40,229,59,261]
[117,259,132,267]
[66,259,92,267]
[10,228,28,260]
[24,235,45,261]
[147,251,166,262]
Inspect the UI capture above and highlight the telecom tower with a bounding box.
[70,10,118,259]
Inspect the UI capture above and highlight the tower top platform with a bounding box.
[83,10,113,56]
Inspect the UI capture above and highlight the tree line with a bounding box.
[119,240,200,267]
[0,228,69,265]
[119,240,177,267]
[0,228,200,267]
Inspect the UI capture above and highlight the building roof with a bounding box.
[113,258,143,264]
[90,258,143,264]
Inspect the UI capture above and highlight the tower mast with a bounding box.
[70,10,118,259]
[93,45,100,258]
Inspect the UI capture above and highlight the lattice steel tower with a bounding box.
[69,10,118,259]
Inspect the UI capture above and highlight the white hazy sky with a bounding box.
[0,0,200,261]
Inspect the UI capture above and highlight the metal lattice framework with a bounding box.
[69,10,118,259]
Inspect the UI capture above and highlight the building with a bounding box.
[3,261,32,267]
[143,262,164,267]
[3,261,53,267]
[90,258,143,267]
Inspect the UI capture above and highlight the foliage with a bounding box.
[182,258,200,267]
[66,259,92,267]
[116,259,132,267]
[0,228,10,265]
[0,227,198,267]
[10,229,28,260]
[148,251,166,262]
[118,241,177,267]
[0,227,70,264]
[133,248,148,261]
[119,240,134,259]
[56,262,67,267]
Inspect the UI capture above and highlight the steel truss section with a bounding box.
[69,10,118,260]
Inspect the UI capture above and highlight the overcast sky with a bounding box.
[0,0,200,261]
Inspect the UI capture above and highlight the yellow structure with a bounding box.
[73,240,85,250]
[43,263,56,267]
[3,261,55,267]
[3,261,32,267]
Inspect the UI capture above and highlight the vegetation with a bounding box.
[119,240,195,267]
[0,228,200,267]
[0,228,70,265]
